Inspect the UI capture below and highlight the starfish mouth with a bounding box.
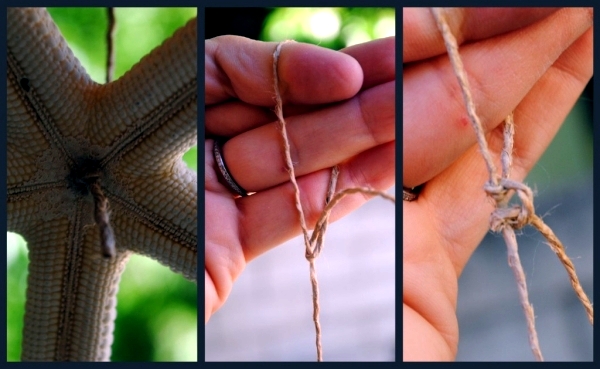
[66,156,117,258]
[67,156,104,196]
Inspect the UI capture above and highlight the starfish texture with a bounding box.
[7,8,197,361]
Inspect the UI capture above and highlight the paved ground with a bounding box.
[205,187,396,361]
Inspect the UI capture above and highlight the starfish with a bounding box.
[6,7,197,361]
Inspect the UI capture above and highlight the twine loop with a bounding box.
[482,181,508,203]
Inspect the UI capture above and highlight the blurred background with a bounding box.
[455,83,593,361]
[6,7,198,362]
[204,7,396,362]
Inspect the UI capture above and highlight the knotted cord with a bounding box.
[431,7,593,361]
[272,41,395,361]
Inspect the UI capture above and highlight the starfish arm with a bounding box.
[7,8,97,154]
[109,164,197,281]
[98,17,198,281]
[7,7,90,196]
[93,17,197,155]
[107,104,197,280]
[9,193,130,361]
[6,77,67,195]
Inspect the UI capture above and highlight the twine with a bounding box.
[272,41,395,361]
[431,7,593,361]
[89,181,116,258]
[92,8,117,259]
[106,7,116,83]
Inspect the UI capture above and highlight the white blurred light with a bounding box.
[7,232,26,266]
[308,9,341,40]
[343,27,371,47]
[374,16,395,38]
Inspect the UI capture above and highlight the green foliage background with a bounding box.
[7,7,197,362]
[261,7,394,48]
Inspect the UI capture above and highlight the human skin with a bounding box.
[403,7,592,361]
[205,36,395,323]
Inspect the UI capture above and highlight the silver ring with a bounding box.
[403,186,419,202]
[213,138,249,197]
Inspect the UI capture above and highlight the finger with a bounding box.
[206,37,395,137]
[222,81,394,192]
[205,35,363,106]
[205,100,275,137]
[206,100,337,137]
[341,36,395,90]
[238,141,395,261]
[403,7,559,63]
[416,27,593,277]
[206,100,330,138]
[403,7,592,188]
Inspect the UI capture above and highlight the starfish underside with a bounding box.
[6,8,198,361]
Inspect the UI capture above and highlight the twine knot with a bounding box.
[489,205,528,232]
[305,243,321,261]
[485,178,535,232]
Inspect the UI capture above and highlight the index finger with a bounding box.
[205,35,363,106]
[341,36,395,90]
[403,7,559,63]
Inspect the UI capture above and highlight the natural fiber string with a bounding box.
[272,41,396,361]
[106,7,116,84]
[89,181,116,258]
[91,6,117,259]
[431,7,593,361]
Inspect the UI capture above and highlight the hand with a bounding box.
[403,8,592,360]
[205,36,395,323]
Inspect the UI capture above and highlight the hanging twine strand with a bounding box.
[272,41,395,361]
[431,7,593,361]
[106,7,116,83]
[430,8,500,186]
[91,6,117,259]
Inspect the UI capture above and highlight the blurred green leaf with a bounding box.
[47,7,197,83]
[261,7,395,49]
[7,233,28,362]
[183,146,198,171]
